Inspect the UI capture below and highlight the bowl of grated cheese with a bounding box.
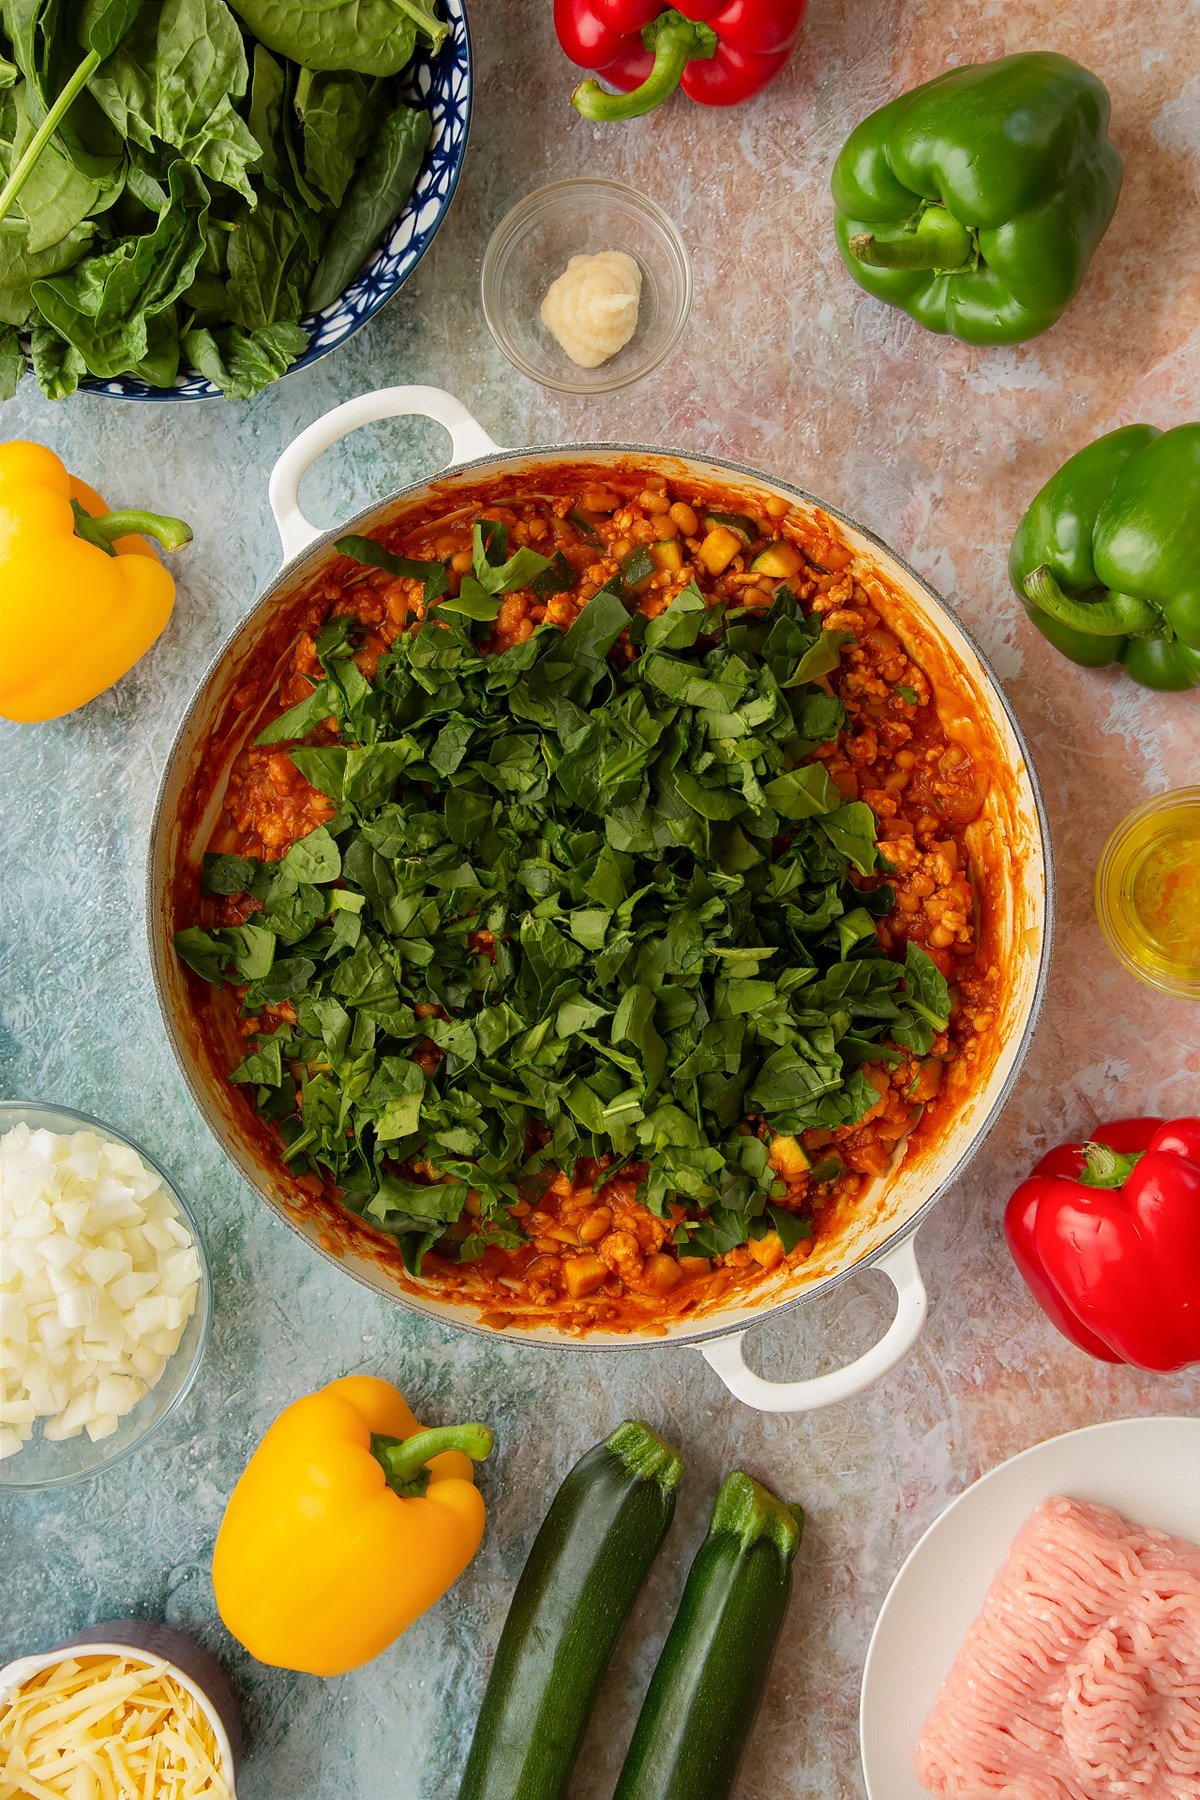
[0,1622,239,1798]
[0,1101,212,1489]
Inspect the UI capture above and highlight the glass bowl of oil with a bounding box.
[1095,787,1200,999]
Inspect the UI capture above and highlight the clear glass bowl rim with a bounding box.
[480,176,693,395]
[1094,784,1200,1001]
[0,1099,213,1491]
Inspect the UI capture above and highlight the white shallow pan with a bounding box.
[148,386,1052,1413]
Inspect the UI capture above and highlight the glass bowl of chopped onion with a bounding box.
[0,1101,212,1490]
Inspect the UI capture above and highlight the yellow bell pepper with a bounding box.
[0,440,192,723]
[212,1375,494,1677]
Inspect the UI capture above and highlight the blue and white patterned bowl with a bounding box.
[68,0,471,401]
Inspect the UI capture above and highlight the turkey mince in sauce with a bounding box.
[177,466,1002,1334]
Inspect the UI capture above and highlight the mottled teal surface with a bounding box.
[3,2,1199,1796]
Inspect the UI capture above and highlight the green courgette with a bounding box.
[613,1471,803,1800]
[703,510,760,544]
[457,1420,684,1800]
[621,545,657,591]
[530,551,579,599]
[750,541,804,579]
[567,506,605,548]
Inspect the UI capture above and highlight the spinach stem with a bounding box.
[386,0,450,51]
[0,50,102,228]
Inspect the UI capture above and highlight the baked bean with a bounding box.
[581,486,621,512]
[638,1254,683,1294]
[638,489,671,514]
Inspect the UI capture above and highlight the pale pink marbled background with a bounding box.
[2,1,1198,1795]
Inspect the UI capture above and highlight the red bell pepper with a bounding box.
[556,1,806,122]
[1004,1116,1200,1371]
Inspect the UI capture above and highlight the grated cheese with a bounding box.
[0,1655,231,1800]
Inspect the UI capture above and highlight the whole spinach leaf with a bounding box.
[305,101,429,310]
[293,65,374,208]
[31,157,208,377]
[227,184,316,328]
[2,0,125,188]
[90,0,262,201]
[129,302,180,384]
[245,41,285,183]
[29,317,83,395]
[10,81,104,250]
[0,217,93,324]
[182,317,308,398]
[227,0,446,75]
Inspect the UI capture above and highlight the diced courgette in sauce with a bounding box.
[697,524,746,575]
[704,510,760,544]
[752,541,805,578]
[621,546,657,591]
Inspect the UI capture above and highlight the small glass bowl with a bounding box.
[0,1101,212,1491]
[481,177,692,394]
[1095,786,1200,1000]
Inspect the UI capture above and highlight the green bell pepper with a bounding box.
[1009,425,1200,692]
[831,53,1123,345]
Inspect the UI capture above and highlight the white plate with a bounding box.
[859,1415,1200,1799]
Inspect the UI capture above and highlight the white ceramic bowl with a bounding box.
[860,1415,1200,1799]
[0,1622,240,1794]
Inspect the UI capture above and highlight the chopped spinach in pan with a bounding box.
[177,565,950,1271]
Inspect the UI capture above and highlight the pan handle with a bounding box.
[699,1236,928,1413]
[268,386,504,561]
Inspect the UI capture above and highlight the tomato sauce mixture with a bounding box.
[194,468,1002,1332]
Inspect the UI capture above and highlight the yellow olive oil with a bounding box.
[1096,787,1200,999]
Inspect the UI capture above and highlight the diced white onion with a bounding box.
[0,1124,202,1458]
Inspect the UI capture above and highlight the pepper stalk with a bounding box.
[848,204,975,273]
[1077,1141,1145,1189]
[371,1424,495,1497]
[1023,566,1167,639]
[573,10,718,121]
[70,501,194,558]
